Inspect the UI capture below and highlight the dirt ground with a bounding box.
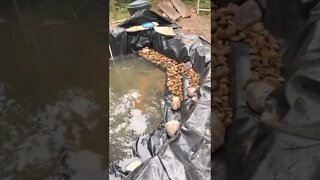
[109,9,211,43]
[175,9,211,43]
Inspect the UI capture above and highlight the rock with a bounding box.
[165,120,180,137]
[171,96,181,110]
[184,61,193,71]
[234,0,262,26]
[140,47,150,53]
[124,160,143,172]
[192,95,198,101]
[260,109,279,124]
[167,62,174,68]
[245,81,275,113]
[187,87,196,97]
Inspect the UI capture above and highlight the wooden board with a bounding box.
[125,22,159,32]
[154,26,176,37]
[157,1,181,21]
[171,0,191,18]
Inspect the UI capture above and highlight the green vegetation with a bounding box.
[182,0,210,9]
[182,0,210,16]
[109,1,130,21]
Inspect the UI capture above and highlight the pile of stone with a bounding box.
[212,1,283,152]
[138,47,199,110]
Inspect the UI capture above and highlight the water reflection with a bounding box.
[109,56,165,163]
[0,1,107,179]
[0,84,106,179]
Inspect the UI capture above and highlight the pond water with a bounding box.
[109,55,165,167]
[0,2,107,179]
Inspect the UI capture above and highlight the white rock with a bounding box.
[171,96,181,110]
[261,110,279,124]
[245,81,275,113]
[234,0,262,26]
[184,62,193,70]
[187,87,196,97]
[141,47,150,53]
[192,96,198,101]
[124,160,143,172]
[165,120,180,137]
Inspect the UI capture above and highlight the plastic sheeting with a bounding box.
[212,1,320,180]
[109,10,211,180]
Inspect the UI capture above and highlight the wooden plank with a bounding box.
[154,26,176,37]
[171,0,191,18]
[157,1,181,21]
[164,0,174,8]
[110,19,126,24]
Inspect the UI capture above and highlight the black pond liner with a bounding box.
[212,0,320,180]
[109,10,211,180]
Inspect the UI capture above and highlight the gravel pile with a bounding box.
[138,47,199,110]
[212,1,283,152]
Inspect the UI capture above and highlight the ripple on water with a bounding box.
[109,55,165,165]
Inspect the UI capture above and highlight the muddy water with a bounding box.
[0,4,107,179]
[109,55,165,165]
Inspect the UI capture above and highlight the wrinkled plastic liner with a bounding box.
[212,1,320,180]
[109,10,211,180]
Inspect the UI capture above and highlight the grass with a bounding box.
[109,1,130,21]
[182,0,210,9]
[110,8,130,21]
[180,0,211,16]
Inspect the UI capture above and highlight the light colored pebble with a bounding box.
[187,87,196,97]
[234,0,262,26]
[192,95,198,101]
[184,62,193,70]
[165,120,180,137]
[171,96,181,110]
[245,81,275,113]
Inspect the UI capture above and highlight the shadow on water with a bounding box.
[0,1,107,179]
[109,56,165,166]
